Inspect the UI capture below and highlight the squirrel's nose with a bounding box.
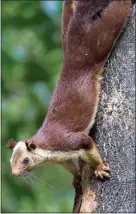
[12,170,23,177]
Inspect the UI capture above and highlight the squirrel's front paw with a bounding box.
[94,163,111,180]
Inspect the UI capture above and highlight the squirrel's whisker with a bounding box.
[26,175,34,185]
[28,172,57,190]
[23,175,33,186]
[23,171,34,185]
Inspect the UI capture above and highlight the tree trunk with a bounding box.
[73,3,135,213]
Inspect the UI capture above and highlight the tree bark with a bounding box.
[73,3,135,213]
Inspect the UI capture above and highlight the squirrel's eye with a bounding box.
[23,157,29,164]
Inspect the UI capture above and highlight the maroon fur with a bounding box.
[7,139,17,149]
[25,0,131,151]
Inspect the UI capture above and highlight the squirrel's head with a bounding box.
[7,139,44,177]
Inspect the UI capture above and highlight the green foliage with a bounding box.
[2,1,74,212]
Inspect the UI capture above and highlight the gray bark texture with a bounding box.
[73,3,135,213]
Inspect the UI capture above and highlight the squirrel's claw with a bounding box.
[94,163,111,180]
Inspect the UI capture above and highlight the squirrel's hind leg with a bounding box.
[61,0,75,48]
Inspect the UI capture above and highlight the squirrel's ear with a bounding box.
[6,139,17,149]
[25,140,36,151]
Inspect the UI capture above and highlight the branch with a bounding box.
[73,4,135,213]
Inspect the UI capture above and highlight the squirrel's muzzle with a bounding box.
[12,169,23,177]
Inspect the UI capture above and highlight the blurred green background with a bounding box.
[2,1,74,212]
